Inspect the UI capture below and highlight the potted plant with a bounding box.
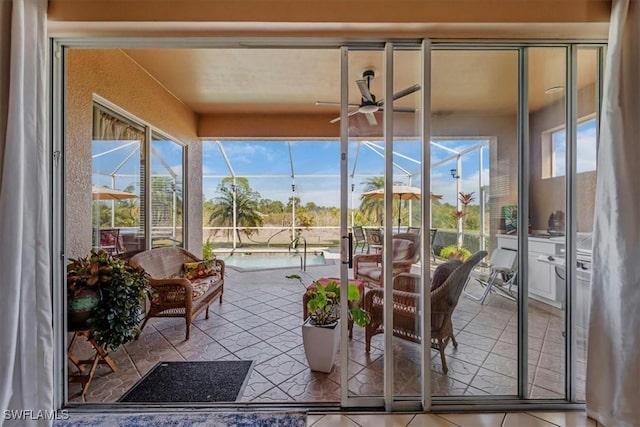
[440,191,475,260]
[67,250,148,351]
[301,279,370,373]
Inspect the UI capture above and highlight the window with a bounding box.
[92,104,186,255]
[92,105,145,255]
[550,117,597,177]
[151,134,184,248]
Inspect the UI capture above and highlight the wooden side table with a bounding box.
[67,329,117,398]
[302,277,365,339]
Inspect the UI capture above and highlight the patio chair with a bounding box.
[463,247,518,304]
[429,228,438,261]
[363,250,487,373]
[99,228,124,255]
[352,225,368,254]
[406,226,421,234]
[364,227,383,253]
[353,232,420,289]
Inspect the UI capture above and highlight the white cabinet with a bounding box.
[497,235,565,308]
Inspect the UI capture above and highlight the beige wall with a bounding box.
[66,49,203,257]
[199,113,339,138]
[47,1,609,41]
[529,84,597,233]
[48,0,610,24]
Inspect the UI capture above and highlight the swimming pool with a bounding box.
[220,251,330,271]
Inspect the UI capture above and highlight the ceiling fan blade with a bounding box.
[392,107,417,113]
[364,112,378,126]
[329,109,360,124]
[377,106,417,113]
[316,101,360,107]
[392,84,421,100]
[377,84,422,107]
[356,79,375,103]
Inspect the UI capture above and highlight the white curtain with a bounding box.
[587,0,640,426]
[0,1,53,426]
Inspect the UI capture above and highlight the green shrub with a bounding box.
[202,238,215,260]
[439,244,472,261]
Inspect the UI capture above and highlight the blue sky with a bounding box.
[93,123,598,210]
[202,139,490,207]
[92,139,184,193]
[551,118,598,176]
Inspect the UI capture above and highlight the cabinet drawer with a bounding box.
[529,241,551,253]
[529,240,560,254]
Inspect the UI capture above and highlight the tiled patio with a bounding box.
[68,253,586,403]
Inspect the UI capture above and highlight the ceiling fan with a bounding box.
[315,70,421,126]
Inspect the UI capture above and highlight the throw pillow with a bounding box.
[182,259,218,280]
[430,259,462,291]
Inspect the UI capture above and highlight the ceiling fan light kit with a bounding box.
[317,69,421,126]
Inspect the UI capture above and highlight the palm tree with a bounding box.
[359,176,385,225]
[207,177,264,246]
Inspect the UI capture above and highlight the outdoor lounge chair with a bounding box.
[463,247,518,304]
[363,250,486,373]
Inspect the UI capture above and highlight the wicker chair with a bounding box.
[363,250,487,373]
[129,247,225,340]
[353,232,420,288]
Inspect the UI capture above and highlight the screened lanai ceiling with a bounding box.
[123,48,599,116]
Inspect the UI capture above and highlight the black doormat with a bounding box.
[119,360,254,403]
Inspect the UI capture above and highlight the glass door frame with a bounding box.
[338,40,432,411]
[50,36,604,411]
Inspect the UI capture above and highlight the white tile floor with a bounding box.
[68,253,585,405]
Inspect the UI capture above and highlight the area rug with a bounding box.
[53,412,307,427]
[119,361,254,403]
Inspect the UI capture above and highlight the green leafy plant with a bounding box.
[202,237,215,260]
[439,244,472,261]
[287,274,370,327]
[67,250,147,351]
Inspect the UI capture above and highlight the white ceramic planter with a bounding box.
[301,319,340,373]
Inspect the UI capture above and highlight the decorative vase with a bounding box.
[68,289,100,328]
[301,319,340,373]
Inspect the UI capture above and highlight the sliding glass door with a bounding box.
[54,37,603,409]
[341,42,429,409]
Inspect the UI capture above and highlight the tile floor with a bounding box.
[68,253,586,404]
[308,411,601,427]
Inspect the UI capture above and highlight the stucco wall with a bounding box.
[66,49,203,257]
[529,84,597,233]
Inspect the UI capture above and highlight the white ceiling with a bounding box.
[122,47,599,117]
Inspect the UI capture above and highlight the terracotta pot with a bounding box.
[68,289,99,328]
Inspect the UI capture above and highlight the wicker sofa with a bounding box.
[129,247,225,340]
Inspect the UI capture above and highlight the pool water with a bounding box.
[221,251,329,271]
